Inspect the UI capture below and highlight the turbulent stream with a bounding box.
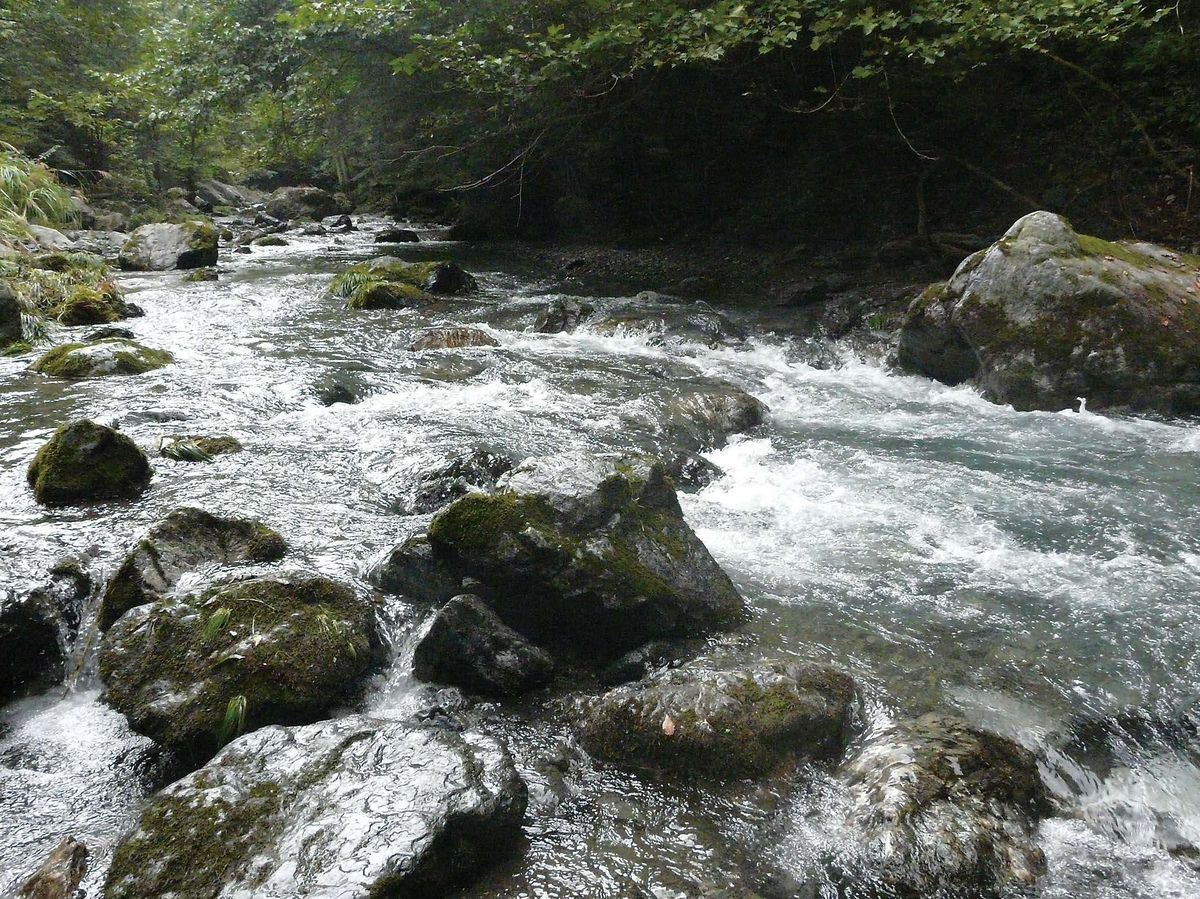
[2,221,1199,897]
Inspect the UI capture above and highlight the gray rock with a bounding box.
[26,420,151,506]
[413,594,555,696]
[406,453,745,659]
[0,282,20,346]
[99,507,288,630]
[119,222,218,271]
[535,297,595,333]
[590,299,745,347]
[665,380,767,451]
[195,179,259,210]
[104,716,527,899]
[369,533,463,600]
[99,576,382,760]
[898,211,1200,413]
[386,447,514,516]
[581,659,858,779]
[264,186,338,221]
[839,714,1050,895]
[31,338,173,379]
[25,225,74,252]
[13,836,88,899]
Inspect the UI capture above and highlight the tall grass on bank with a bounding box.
[0,143,77,240]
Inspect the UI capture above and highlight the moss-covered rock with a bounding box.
[104,716,526,899]
[347,280,426,310]
[50,281,128,324]
[409,327,499,351]
[380,453,745,661]
[263,185,338,221]
[31,338,173,378]
[898,211,1200,414]
[99,575,382,761]
[839,714,1050,895]
[99,508,287,631]
[183,267,218,282]
[27,420,151,505]
[119,222,218,271]
[580,659,858,780]
[252,234,288,247]
[329,257,478,310]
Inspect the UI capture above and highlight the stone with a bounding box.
[0,282,20,346]
[13,836,88,899]
[665,380,767,451]
[118,222,218,271]
[31,338,173,378]
[408,327,499,351]
[27,420,151,505]
[535,298,595,333]
[263,186,338,221]
[375,227,420,243]
[99,508,287,631]
[0,562,90,704]
[413,594,555,697]
[386,448,514,515]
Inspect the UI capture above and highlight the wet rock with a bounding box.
[0,562,90,704]
[590,299,745,347]
[598,639,694,686]
[413,594,555,697]
[31,338,173,378]
[581,659,857,779]
[898,211,1200,413]
[99,508,288,631]
[387,447,514,515]
[160,434,243,458]
[332,258,477,309]
[376,227,420,243]
[13,836,87,899]
[535,297,595,333]
[405,453,745,658]
[118,222,218,271]
[83,325,136,341]
[99,575,382,760]
[409,327,499,351]
[839,714,1050,895]
[234,245,251,254]
[1,282,20,346]
[313,372,368,405]
[330,213,355,232]
[263,185,338,221]
[253,234,288,247]
[665,380,767,451]
[184,266,218,282]
[300,222,326,236]
[27,420,151,505]
[104,716,526,899]
[665,450,724,490]
[369,533,463,600]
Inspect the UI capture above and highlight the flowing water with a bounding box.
[1,221,1199,897]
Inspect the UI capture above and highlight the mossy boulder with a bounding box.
[379,453,745,660]
[119,222,219,271]
[27,420,151,505]
[413,594,555,697]
[99,575,382,761]
[31,338,173,378]
[409,327,499,351]
[839,714,1050,895]
[580,660,858,780]
[330,256,478,310]
[383,447,514,515]
[253,234,288,247]
[50,281,130,324]
[0,282,19,346]
[347,280,427,310]
[99,508,287,631]
[263,185,338,221]
[898,211,1200,414]
[104,716,526,899]
[184,267,218,283]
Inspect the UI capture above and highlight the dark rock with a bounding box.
[161,434,243,458]
[99,508,287,631]
[118,222,218,271]
[536,298,596,333]
[104,716,527,899]
[330,214,355,232]
[409,327,499,351]
[387,447,514,515]
[99,575,383,760]
[369,533,463,599]
[590,300,745,347]
[425,260,478,294]
[13,836,88,899]
[598,639,694,686]
[263,186,338,221]
[83,326,136,341]
[665,380,767,451]
[898,211,1200,413]
[839,714,1050,895]
[581,659,858,779]
[0,562,90,704]
[412,453,746,659]
[665,450,724,490]
[376,227,420,243]
[1,282,20,346]
[413,594,555,697]
[234,245,251,254]
[183,266,218,282]
[27,420,151,505]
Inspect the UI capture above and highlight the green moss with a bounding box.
[1076,233,1161,270]
[429,491,539,557]
[31,343,91,377]
[3,340,32,356]
[27,420,150,505]
[32,339,173,378]
[253,234,288,247]
[184,267,218,283]
[51,283,125,325]
[347,280,427,309]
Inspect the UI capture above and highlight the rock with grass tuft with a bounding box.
[31,338,173,378]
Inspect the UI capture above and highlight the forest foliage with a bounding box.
[0,1,1196,241]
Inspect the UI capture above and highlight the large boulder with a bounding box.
[99,575,382,760]
[839,714,1050,895]
[119,222,218,271]
[413,594,555,697]
[31,338,173,378]
[12,836,88,899]
[898,211,1200,413]
[104,716,527,899]
[27,420,151,505]
[330,257,478,310]
[194,179,259,211]
[0,562,90,704]
[99,508,288,631]
[380,454,745,659]
[580,660,857,779]
[263,186,338,221]
[1,282,20,346]
[665,380,767,451]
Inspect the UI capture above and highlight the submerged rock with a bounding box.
[104,716,527,899]
[99,507,287,630]
[13,836,88,899]
[31,338,173,378]
[535,297,595,333]
[666,381,767,451]
[387,453,745,659]
[898,211,1200,413]
[264,185,339,221]
[118,222,218,271]
[409,327,499,351]
[413,594,555,697]
[590,299,745,347]
[581,660,857,779]
[27,420,151,505]
[184,266,218,282]
[0,562,91,704]
[99,575,382,759]
[839,714,1050,895]
[159,434,243,461]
